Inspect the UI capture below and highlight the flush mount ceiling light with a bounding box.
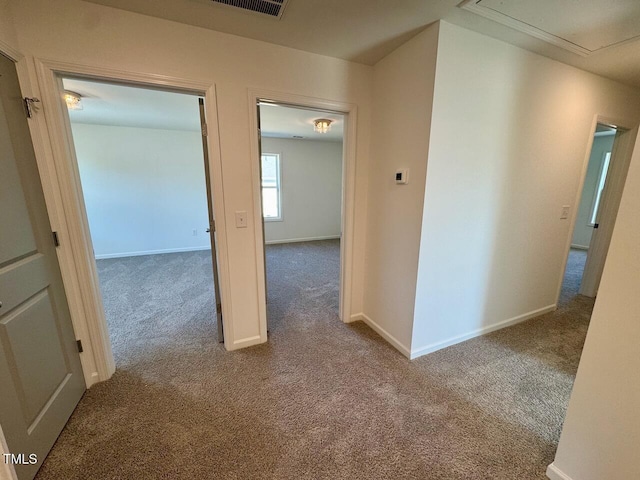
[63,90,83,110]
[313,118,333,134]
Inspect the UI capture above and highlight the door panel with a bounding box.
[580,127,637,297]
[198,98,224,343]
[0,53,85,480]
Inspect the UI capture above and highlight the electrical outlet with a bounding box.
[192,229,198,236]
[560,205,570,220]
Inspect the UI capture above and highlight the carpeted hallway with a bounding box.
[36,242,593,479]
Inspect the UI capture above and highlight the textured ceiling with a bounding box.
[81,0,640,88]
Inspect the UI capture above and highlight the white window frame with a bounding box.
[261,152,282,222]
[589,151,611,226]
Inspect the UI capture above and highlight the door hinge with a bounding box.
[593,223,599,229]
[52,231,60,247]
[216,303,222,314]
[201,123,208,137]
[76,339,83,353]
[23,97,40,118]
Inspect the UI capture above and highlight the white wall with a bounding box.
[571,134,616,249]
[410,22,640,357]
[71,123,210,258]
[261,138,342,244]
[10,0,372,352]
[548,129,640,480]
[362,23,440,353]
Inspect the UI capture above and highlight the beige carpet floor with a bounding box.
[35,242,593,479]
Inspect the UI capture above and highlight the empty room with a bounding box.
[1,1,640,480]
[257,103,344,334]
[61,78,224,370]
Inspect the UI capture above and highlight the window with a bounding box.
[261,153,281,220]
[589,152,611,225]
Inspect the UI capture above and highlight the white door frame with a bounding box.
[247,89,358,335]
[556,114,638,304]
[31,59,232,387]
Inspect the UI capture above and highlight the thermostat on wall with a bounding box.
[395,169,409,185]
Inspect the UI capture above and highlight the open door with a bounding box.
[0,54,86,479]
[198,98,224,343]
[580,126,638,297]
[256,102,268,314]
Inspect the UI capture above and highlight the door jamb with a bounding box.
[247,88,358,337]
[32,59,232,386]
[555,114,638,306]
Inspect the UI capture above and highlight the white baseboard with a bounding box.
[356,313,411,358]
[570,244,589,251]
[410,304,557,360]
[348,312,364,323]
[95,245,210,260]
[546,463,574,480]
[265,235,340,245]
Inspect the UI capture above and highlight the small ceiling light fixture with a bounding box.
[313,118,333,134]
[63,90,83,110]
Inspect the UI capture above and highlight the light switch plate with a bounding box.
[235,211,248,228]
[560,205,570,219]
[395,169,409,185]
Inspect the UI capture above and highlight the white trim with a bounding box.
[94,246,211,260]
[570,244,589,251]
[410,304,557,360]
[358,313,411,358]
[247,88,358,339]
[0,38,22,63]
[460,1,640,58]
[32,59,235,383]
[460,1,589,56]
[265,235,340,245]
[546,463,575,480]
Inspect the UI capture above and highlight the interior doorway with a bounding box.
[256,101,345,333]
[59,77,224,368]
[559,121,636,305]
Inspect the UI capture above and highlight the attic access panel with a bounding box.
[461,0,640,56]
[210,0,289,19]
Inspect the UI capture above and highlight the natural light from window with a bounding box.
[590,152,611,226]
[261,153,281,220]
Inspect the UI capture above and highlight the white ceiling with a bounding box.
[464,0,640,55]
[62,78,343,141]
[260,104,344,142]
[81,0,640,88]
[63,78,202,131]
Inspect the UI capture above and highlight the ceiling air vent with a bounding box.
[211,0,289,19]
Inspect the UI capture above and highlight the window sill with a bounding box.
[264,217,283,223]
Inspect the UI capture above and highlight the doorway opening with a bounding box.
[559,121,634,307]
[60,77,224,369]
[256,101,345,333]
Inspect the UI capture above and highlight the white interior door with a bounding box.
[0,53,85,479]
[580,126,638,297]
